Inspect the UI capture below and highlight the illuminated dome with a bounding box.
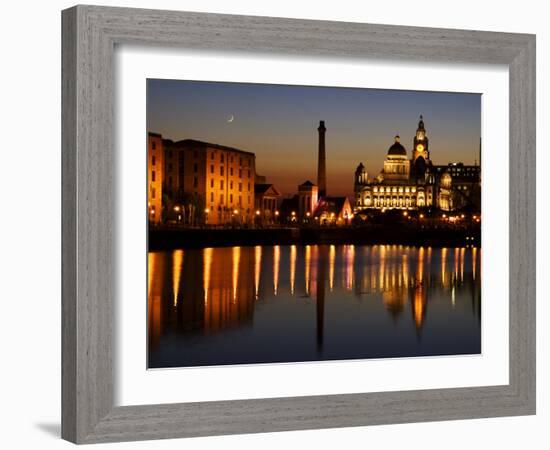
[387,135,407,157]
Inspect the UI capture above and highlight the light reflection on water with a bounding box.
[148,244,481,368]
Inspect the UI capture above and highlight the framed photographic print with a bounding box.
[62,5,536,444]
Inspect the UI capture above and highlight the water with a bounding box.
[148,245,481,368]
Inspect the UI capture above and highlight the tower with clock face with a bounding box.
[413,115,430,164]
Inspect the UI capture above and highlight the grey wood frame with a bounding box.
[62,4,536,444]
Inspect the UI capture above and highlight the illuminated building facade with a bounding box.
[354,116,480,212]
[147,132,164,223]
[154,138,257,225]
[254,184,281,224]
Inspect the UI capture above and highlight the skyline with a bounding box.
[147,79,481,198]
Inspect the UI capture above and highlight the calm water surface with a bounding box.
[148,245,481,368]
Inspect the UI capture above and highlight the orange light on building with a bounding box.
[255,210,261,216]
[419,213,424,219]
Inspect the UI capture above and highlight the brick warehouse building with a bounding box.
[148,134,257,226]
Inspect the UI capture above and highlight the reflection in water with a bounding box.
[172,250,183,307]
[290,245,296,295]
[148,245,481,368]
[254,246,262,299]
[232,246,240,303]
[203,248,212,305]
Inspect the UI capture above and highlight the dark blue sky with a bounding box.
[147,79,481,197]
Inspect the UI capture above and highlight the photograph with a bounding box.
[146,79,482,368]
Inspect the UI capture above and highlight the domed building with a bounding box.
[354,115,481,212]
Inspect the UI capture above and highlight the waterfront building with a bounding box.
[298,180,319,219]
[354,116,480,213]
[147,132,164,223]
[314,196,353,225]
[254,183,281,224]
[158,138,257,225]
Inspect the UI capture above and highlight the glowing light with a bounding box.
[305,245,311,295]
[441,248,448,286]
[417,247,424,284]
[290,245,297,294]
[273,246,280,295]
[254,246,262,299]
[403,211,408,217]
[255,210,261,216]
[419,213,424,219]
[232,247,241,302]
[329,245,335,291]
[233,209,239,215]
[172,250,184,307]
[274,210,279,216]
[345,245,355,290]
[204,208,210,214]
[203,248,212,305]
[454,247,459,281]
[173,206,180,212]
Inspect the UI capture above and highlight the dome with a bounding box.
[387,135,407,156]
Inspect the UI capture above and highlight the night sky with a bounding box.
[147,79,481,198]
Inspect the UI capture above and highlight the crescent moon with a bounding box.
[227,114,234,123]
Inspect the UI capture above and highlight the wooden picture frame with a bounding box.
[61,5,536,443]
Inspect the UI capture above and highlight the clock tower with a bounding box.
[413,115,430,163]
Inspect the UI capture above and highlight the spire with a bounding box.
[418,114,425,130]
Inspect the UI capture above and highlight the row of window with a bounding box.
[372,186,419,193]
[208,178,251,192]
[209,193,252,206]
[207,164,251,178]
[209,151,251,167]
